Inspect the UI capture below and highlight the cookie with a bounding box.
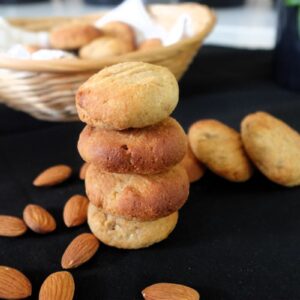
[78,117,187,174]
[139,38,162,51]
[87,203,178,249]
[79,36,134,59]
[101,21,136,48]
[76,62,179,129]
[180,145,205,183]
[50,22,103,50]
[79,162,89,180]
[24,45,40,53]
[241,111,300,187]
[85,164,189,221]
[188,119,252,182]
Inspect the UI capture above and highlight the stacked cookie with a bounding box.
[76,62,189,249]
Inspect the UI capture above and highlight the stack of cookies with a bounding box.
[76,62,189,249]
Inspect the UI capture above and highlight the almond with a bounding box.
[142,283,200,300]
[33,164,72,187]
[23,204,56,234]
[39,271,75,300]
[79,163,89,180]
[63,195,89,227]
[0,266,32,299]
[0,215,27,237]
[61,233,99,269]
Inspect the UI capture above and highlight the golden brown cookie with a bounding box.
[79,36,134,59]
[76,62,179,129]
[50,22,103,50]
[180,145,205,183]
[101,21,136,48]
[138,38,162,51]
[85,164,189,221]
[78,117,187,174]
[241,111,300,187]
[79,162,89,180]
[24,45,40,53]
[188,119,252,182]
[88,203,178,249]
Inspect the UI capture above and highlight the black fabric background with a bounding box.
[1,46,300,300]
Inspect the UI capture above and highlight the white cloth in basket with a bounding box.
[0,17,49,51]
[95,0,193,46]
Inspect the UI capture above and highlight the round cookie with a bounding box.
[241,111,300,187]
[50,22,103,50]
[76,62,179,129]
[88,203,178,249]
[188,119,252,182]
[139,38,162,51]
[101,21,136,48]
[78,117,187,174]
[79,36,134,59]
[180,145,205,183]
[85,164,189,221]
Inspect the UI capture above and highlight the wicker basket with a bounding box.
[0,3,215,121]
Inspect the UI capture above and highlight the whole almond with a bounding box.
[39,271,74,300]
[63,195,89,227]
[33,164,72,187]
[23,204,56,234]
[0,215,27,237]
[142,283,200,300]
[61,233,99,269]
[0,266,32,299]
[79,163,89,180]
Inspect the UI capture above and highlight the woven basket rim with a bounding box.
[0,2,216,73]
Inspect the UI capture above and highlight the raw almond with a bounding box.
[61,233,99,269]
[23,204,56,234]
[0,215,27,237]
[63,195,89,227]
[0,266,32,299]
[79,162,89,180]
[142,283,200,300]
[33,164,72,187]
[39,271,74,300]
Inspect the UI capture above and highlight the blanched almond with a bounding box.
[63,195,89,227]
[0,215,27,237]
[0,266,32,299]
[33,164,72,187]
[23,204,56,234]
[61,233,99,269]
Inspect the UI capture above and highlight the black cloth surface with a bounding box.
[1,46,300,300]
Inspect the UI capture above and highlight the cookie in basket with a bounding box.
[139,38,162,51]
[50,21,103,50]
[24,45,40,53]
[78,117,187,174]
[87,203,178,249]
[188,119,253,182]
[101,21,136,48]
[241,111,300,187]
[85,163,189,221]
[76,62,179,129]
[79,36,134,59]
